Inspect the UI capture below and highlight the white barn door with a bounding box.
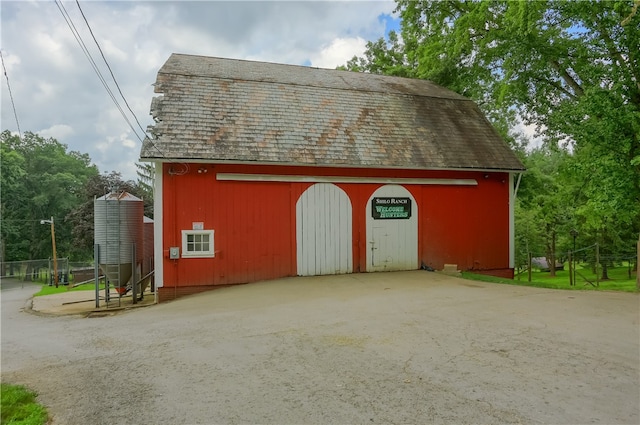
[296,183,353,276]
[366,185,418,272]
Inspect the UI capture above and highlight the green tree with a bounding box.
[514,199,544,270]
[346,0,640,263]
[0,142,27,265]
[135,161,155,206]
[341,31,415,78]
[517,147,574,276]
[66,171,153,256]
[0,131,98,263]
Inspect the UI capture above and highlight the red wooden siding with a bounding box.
[419,178,510,272]
[159,163,511,300]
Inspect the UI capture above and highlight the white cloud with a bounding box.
[309,37,368,69]
[1,1,397,180]
[514,119,544,150]
[0,50,20,73]
[102,40,128,63]
[32,32,69,70]
[34,81,58,103]
[37,124,74,140]
[121,133,137,149]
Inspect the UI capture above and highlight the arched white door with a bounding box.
[366,185,418,271]
[296,183,353,276]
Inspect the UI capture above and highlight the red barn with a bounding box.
[141,54,525,302]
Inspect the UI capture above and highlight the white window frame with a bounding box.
[181,230,215,258]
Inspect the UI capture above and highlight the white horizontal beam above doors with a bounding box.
[216,173,478,186]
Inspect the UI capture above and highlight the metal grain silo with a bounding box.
[94,191,144,294]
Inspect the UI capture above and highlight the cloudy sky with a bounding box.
[1,0,398,180]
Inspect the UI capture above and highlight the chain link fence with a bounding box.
[0,258,95,286]
[515,243,638,287]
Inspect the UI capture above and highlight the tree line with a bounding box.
[0,130,152,263]
[342,0,639,274]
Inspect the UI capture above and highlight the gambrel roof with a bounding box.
[141,53,525,171]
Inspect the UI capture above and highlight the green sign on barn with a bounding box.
[372,197,412,219]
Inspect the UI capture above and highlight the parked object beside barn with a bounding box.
[531,257,564,272]
[141,54,526,302]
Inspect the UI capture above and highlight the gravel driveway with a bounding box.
[2,271,639,424]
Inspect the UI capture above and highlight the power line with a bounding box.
[55,0,167,160]
[1,50,22,139]
[54,0,144,143]
[75,0,148,139]
[53,0,167,162]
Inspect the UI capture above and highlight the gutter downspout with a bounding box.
[509,173,523,271]
[514,172,523,199]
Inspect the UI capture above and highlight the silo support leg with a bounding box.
[132,243,137,305]
[94,244,100,309]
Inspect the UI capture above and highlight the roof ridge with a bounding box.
[158,69,474,101]
[161,53,470,101]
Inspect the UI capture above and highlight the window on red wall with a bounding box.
[181,230,215,258]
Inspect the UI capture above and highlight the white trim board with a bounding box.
[509,173,515,269]
[144,158,524,174]
[216,173,478,186]
[153,161,163,293]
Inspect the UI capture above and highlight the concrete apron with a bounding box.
[28,270,455,316]
[30,287,155,316]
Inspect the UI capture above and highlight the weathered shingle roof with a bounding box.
[141,53,525,171]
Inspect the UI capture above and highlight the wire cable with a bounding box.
[1,50,22,139]
[74,0,168,160]
[54,0,144,143]
[55,0,169,162]
[67,0,167,159]
[75,0,148,139]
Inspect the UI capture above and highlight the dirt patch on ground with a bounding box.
[2,272,639,424]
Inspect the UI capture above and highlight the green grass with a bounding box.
[1,383,48,425]
[464,264,638,292]
[33,281,105,297]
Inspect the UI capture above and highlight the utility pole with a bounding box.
[41,217,58,288]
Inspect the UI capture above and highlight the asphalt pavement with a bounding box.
[2,271,639,424]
